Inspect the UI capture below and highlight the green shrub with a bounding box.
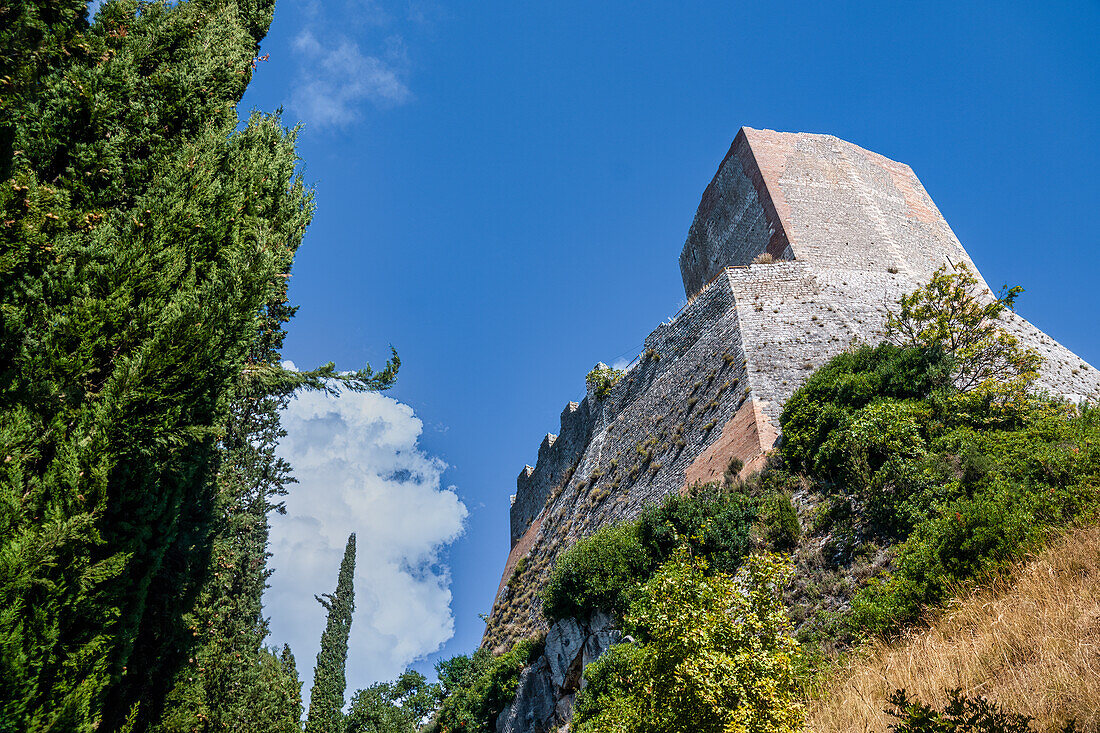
[884,263,1042,399]
[885,688,1066,733]
[635,484,757,575]
[849,457,1097,633]
[430,638,543,733]
[586,365,625,399]
[572,551,803,733]
[541,522,654,623]
[760,492,801,550]
[786,341,1100,637]
[345,671,441,733]
[780,343,950,474]
[542,486,760,624]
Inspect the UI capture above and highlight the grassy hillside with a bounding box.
[807,523,1100,732]
[372,268,1100,733]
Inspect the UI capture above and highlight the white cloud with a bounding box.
[290,28,413,128]
[266,389,467,703]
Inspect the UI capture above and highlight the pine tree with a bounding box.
[307,534,359,733]
[0,1,396,730]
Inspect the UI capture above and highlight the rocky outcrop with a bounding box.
[495,613,621,733]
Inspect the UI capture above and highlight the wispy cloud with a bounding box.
[290,30,413,128]
[287,0,418,129]
[266,385,467,702]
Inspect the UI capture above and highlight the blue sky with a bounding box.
[234,0,1100,699]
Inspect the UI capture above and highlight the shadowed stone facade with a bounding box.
[484,128,1100,652]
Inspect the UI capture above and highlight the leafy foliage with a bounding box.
[541,521,653,623]
[345,670,442,733]
[307,534,358,733]
[885,264,1042,400]
[542,484,764,624]
[0,1,399,729]
[586,365,625,399]
[885,688,1073,733]
[759,491,801,550]
[427,638,543,733]
[572,551,804,733]
[780,342,951,476]
[636,484,759,575]
[778,272,1100,637]
[844,401,1100,632]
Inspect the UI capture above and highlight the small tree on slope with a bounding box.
[884,264,1041,398]
[307,533,358,733]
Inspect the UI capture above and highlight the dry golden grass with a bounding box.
[807,524,1100,732]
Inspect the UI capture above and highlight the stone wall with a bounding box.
[679,129,793,295]
[486,128,1100,651]
[510,400,595,545]
[488,275,764,649]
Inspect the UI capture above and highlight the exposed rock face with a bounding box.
[484,127,1100,652]
[495,614,621,733]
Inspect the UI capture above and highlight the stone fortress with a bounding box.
[484,127,1100,651]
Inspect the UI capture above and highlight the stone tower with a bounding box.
[484,128,1100,650]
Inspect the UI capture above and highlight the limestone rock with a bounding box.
[581,630,621,683]
[498,614,623,733]
[545,617,585,689]
[496,657,555,733]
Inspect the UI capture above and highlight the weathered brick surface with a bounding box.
[486,128,1100,650]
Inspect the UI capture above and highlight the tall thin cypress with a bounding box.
[306,534,358,733]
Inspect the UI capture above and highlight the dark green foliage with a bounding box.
[0,1,397,729]
[780,343,950,475]
[307,534,358,733]
[846,403,1100,632]
[542,483,763,624]
[149,268,308,732]
[780,343,1100,637]
[1,0,284,728]
[345,670,441,733]
[760,492,801,550]
[428,638,543,733]
[541,522,654,623]
[885,688,1073,733]
[636,484,757,575]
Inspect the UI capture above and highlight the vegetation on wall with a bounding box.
[585,364,625,399]
[541,479,791,625]
[884,263,1041,397]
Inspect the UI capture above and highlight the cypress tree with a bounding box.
[0,1,396,730]
[306,534,358,733]
[150,286,306,731]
